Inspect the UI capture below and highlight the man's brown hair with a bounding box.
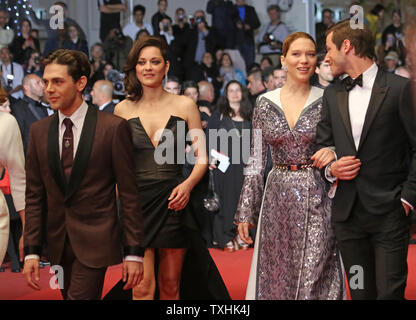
[42,49,90,83]
[326,19,376,59]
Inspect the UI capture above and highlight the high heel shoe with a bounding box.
[224,241,235,253]
[235,234,249,250]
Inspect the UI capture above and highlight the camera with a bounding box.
[113,28,124,40]
[263,33,276,44]
[195,16,205,24]
[34,56,40,65]
[162,22,170,32]
[178,13,185,22]
[5,74,14,91]
[106,69,125,96]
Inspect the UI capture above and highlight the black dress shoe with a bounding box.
[410,239,416,245]
[11,268,21,273]
[0,266,5,272]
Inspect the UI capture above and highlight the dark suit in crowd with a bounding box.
[11,96,51,154]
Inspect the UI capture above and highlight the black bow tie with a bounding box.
[344,74,363,91]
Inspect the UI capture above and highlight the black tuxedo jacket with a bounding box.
[234,5,260,44]
[99,102,115,114]
[11,96,50,154]
[316,69,416,222]
[183,26,220,70]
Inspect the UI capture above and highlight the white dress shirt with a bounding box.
[326,63,413,209]
[26,101,142,262]
[123,22,154,40]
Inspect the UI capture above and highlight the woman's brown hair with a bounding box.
[282,32,316,57]
[123,36,169,102]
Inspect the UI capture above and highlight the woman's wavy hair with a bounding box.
[215,80,252,121]
[123,36,169,102]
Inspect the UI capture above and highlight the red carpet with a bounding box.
[1,246,416,300]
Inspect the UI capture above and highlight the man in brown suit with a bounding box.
[23,49,144,300]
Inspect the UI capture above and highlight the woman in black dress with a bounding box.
[206,80,252,252]
[113,36,229,300]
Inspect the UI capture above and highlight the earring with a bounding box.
[282,65,288,72]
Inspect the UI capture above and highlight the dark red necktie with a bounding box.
[62,118,73,181]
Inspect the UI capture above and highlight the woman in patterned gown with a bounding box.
[236,32,345,300]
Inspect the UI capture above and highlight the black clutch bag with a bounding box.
[203,170,220,213]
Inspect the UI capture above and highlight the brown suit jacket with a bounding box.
[24,105,144,268]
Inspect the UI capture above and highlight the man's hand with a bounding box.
[329,156,361,180]
[122,261,143,290]
[311,148,336,169]
[23,259,40,290]
[403,202,412,216]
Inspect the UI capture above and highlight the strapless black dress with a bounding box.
[104,115,230,300]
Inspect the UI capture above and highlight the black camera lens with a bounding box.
[195,16,204,24]
[34,56,40,64]
[163,23,169,32]
[114,82,123,91]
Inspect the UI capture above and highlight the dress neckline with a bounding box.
[129,115,185,149]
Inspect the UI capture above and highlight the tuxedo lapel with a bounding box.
[47,113,66,195]
[65,105,97,201]
[358,70,388,150]
[336,89,356,150]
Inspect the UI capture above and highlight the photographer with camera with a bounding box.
[103,26,133,71]
[9,19,40,65]
[0,47,23,100]
[123,4,153,41]
[23,49,42,77]
[98,0,128,42]
[184,10,221,81]
[168,8,191,82]
[158,16,174,45]
[257,5,289,67]
[152,0,171,35]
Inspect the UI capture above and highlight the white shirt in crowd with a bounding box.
[0,62,24,99]
[123,21,154,41]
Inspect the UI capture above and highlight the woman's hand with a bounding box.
[209,158,218,170]
[168,181,192,211]
[238,223,253,245]
[311,148,336,169]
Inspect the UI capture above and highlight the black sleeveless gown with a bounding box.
[104,115,230,300]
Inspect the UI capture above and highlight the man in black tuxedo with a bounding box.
[183,10,220,81]
[234,0,260,70]
[11,74,52,154]
[91,80,115,114]
[316,20,416,299]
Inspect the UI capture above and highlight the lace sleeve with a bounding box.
[234,98,268,226]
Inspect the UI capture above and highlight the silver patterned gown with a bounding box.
[235,87,345,300]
